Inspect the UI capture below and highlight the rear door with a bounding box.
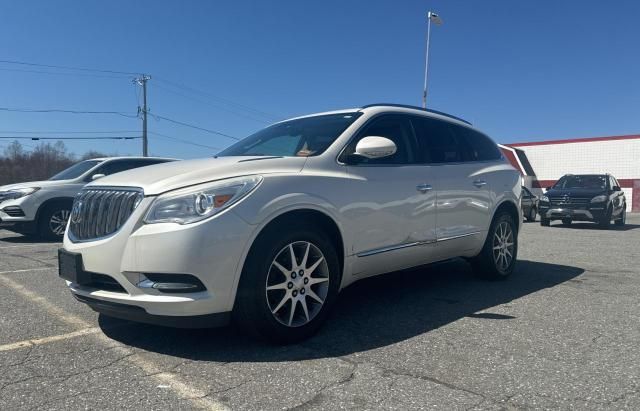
[413,117,501,257]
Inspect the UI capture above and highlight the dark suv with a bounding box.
[539,174,626,228]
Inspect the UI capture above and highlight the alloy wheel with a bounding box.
[49,209,71,236]
[265,241,330,327]
[492,221,514,272]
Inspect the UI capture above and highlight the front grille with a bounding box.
[2,206,25,217]
[68,188,143,242]
[548,197,591,208]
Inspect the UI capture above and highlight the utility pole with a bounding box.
[422,12,443,108]
[134,75,151,156]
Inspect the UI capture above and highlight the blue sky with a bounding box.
[0,0,638,159]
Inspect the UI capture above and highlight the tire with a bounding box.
[599,206,612,229]
[38,203,71,240]
[525,207,537,222]
[233,222,341,344]
[470,212,518,280]
[561,218,572,226]
[541,217,550,227]
[615,207,626,227]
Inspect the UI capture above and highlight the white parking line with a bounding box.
[0,273,230,410]
[0,243,61,250]
[0,267,51,275]
[0,327,102,352]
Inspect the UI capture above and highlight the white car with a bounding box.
[60,104,521,343]
[0,157,174,239]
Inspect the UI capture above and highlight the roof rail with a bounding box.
[360,103,471,125]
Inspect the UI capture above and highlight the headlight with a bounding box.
[144,175,262,224]
[540,195,549,202]
[0,187,40,202]
[590,195,607,203]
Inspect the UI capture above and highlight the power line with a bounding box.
[0,130,139,134]
[149,113,240,140]
[153,82,272,125]
[154,77,280,121]
[0,136,141,140]
[149,131,221,151]
[0,107,139,119]
[0,66,129,80]
[0,58,140,76]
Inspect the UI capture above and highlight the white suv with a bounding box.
[0,157,174,239]
[59,104,521,343]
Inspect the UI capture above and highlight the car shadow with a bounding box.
[0,231,60,244]
[99,258,583,361]
[547,222,640,231]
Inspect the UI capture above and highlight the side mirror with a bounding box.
[613,186,621,192]
[91,174,106,181]
[353,136,397,160]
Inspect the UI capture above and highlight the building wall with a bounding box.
[509,136,640,212]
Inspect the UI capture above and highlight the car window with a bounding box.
[451,125,502,162]
[554,175,607,190]
[49,160,102,181]
[343,115,417,165]
[412,116,463,163]
[610,176,618,190]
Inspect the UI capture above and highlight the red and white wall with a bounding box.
[499,135,640,212]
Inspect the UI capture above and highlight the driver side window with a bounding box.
[344,115,417,165]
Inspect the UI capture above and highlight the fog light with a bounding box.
[137,273,206,293]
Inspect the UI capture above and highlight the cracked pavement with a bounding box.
[1,215,640,410]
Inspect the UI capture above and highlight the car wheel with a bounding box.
[541,217,550,227]
[599,206,612,229]
[471,212,517,280]
[526,207,537,222]
[562,218,572,226]
[38,204,71,240]
[234,222,340,344]
[615,207,626,227]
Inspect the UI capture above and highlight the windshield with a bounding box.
[218,113,362,157]
[553,175,607,190]
[49,160,102,181]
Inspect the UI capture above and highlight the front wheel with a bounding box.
[615,207,626,227]
[471,212,518,280]
[233,223,340,344]
[38,204,71,240]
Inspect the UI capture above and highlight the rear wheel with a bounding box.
[541,217,550,227]
[38,204,71,240]
[233,223,340,344]
[471,212,517,280]
[526,207,537,222]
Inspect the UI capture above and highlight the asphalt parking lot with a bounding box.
[1,216,639,410]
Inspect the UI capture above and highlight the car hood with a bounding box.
[0,179,76,191]
[545,188,607,198]
[86,156,308,195]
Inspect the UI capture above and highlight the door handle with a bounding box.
[473,180,487,188]
[416,184,433,193]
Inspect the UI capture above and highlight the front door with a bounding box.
[340,114,437,278]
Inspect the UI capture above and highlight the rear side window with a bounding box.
[450,124,502,162]
[411,117,464,163]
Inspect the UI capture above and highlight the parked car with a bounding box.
[521,186,539,222]
[59,104,522,343]
[0,157,175,239]
[538,174,626,228]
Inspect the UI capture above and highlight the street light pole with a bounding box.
[422,11,442,108]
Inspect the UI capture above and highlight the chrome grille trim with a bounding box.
[68,187,144,243]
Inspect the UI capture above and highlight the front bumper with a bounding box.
[62,197,256,322]
[538,205,607,221]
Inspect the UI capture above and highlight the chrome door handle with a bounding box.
[416,184,433,193]
[473,180,487,188]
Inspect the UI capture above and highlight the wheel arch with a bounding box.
[35,197,75,224]
[491,199,521,232]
